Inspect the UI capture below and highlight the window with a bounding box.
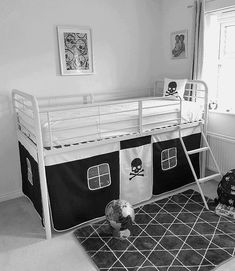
[161,147,177,171]
[204,9,235,112]
[87,163,111,190]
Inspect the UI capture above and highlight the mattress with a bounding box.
[18,99,203,148]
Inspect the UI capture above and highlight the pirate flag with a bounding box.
[119,136,153,205]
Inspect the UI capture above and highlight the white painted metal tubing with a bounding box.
[187,146,209,155]
[198,173,221,183]
[12,89,52,240]
[39,96,176,113]
[188,80,209,179]
[31,95,52,239]
[179,128,209,210]
[201,130,222,177]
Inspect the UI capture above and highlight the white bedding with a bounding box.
[18,99,203,148]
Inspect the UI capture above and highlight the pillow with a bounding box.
[163,78,187,99]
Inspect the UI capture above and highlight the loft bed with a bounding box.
[12,79,209,239]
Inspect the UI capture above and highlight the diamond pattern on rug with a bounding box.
[74,189,235,271]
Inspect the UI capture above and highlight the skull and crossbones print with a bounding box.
[129,158,144,181]
[165,81,178,96]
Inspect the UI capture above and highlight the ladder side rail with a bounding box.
[201,81,209,179]
[187,79,209,133]
[187,80,209,178]
[179,130,199,181]
[178,79,210,210]
[178,128,209,209]
[201,131,222,176]
[177,80,222,210]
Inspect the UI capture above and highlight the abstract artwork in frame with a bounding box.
[57,26,94,75]
[171,29,188,59]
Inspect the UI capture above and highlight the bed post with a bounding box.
[186,80,208,179]
[32,96,52,240]
[200,80,209,179]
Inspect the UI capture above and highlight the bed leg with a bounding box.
[32,96,52,239]
[38,165,52,240]
[200,122,207,178]
[42,192,52,240]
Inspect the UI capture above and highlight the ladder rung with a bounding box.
[187,146,209,155]
[198,173,221,183]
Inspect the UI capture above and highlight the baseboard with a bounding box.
[0,189,23,203]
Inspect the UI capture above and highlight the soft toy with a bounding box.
[215,169,235,207]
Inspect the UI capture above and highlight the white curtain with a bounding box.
[191,0,205,80]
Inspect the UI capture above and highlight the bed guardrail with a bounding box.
[38,96,182,150]
[12,80,208,152]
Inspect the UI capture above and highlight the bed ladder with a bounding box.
[179,124,222,210]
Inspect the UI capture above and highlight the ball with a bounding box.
[105,199,135,233]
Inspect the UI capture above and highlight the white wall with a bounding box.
[156,0,195,80]
[158,0,235,140]
[208,112,235,137]
[0,0,161,201]
[156,0,235,80]
[2,0,235,202]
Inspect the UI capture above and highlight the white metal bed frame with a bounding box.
[12,80,211,239]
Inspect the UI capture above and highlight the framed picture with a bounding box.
[170,30,188,59]
[57,26,94,75]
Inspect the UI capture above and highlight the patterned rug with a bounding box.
[74,189,235,270]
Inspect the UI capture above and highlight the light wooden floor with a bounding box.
[0,180,235,271]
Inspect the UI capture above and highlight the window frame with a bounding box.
[161,147,177,171]
[217,19,235,110]
[205,10,235,113]
[87,163,111,191]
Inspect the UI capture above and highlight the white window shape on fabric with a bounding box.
[161,147,177,171]
[87,163,111,190]
[26,158,33,185]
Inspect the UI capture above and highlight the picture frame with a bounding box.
[170,30,188,59]
[57,26,94,75]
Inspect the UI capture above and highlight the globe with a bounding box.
[105,200,135,237]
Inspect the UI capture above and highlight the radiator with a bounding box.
[207,132,235,175]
